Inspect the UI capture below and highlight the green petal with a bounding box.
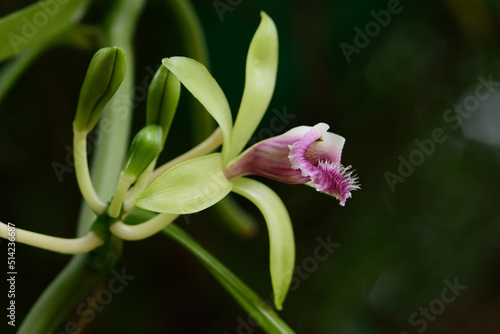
[162,57,232,163]
[229,12,279,159]
[136,153,232,214]
[232,177,295,310]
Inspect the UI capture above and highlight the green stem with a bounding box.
[111,213,178,240]
[18,255,101,334]
[0,221,103,254]
[73,129,107,215]
[18,217,120,334]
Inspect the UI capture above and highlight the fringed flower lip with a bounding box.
[224,123,360,205]
[289,123,360,205]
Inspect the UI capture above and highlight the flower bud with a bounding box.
[146,64,180,145]
[122,125,163,181]
[73,46,126,132]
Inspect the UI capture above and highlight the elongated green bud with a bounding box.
[122,125,163,181]
[146,64,180,145]
[73,46,126,132]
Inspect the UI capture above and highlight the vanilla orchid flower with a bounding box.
[135,12,359,310]
[224,122,359,206]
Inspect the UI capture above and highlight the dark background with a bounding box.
[1,0,500,333]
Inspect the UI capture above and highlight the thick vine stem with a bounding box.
[17,217,122,334]
[18,254,104,333]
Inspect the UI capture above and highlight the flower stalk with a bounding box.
[73,128,107,215]
[0,221,103,254]
[110,213,178,240]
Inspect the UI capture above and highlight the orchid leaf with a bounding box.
[162,224,295,334]
[0,0,91,62]
[162,57,233,163]
[136,153,232,214]
[230,12,279,159]
[232,177,295,310]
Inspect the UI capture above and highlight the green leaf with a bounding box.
[162,224,295,334]
[0,0,90,62]
[229,12,279,159]
[136,153,232,214]
[162,57,233,163]
[232,177,295,310]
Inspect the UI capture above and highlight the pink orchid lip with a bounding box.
[288,123,360,205]
[224,123,360,205]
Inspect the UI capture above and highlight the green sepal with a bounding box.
[230,12,279,159]
[232,177,295,310]
[162,57,233,164]
[136,153,232,214]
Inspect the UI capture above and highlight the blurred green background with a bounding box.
[1,0,500,333]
